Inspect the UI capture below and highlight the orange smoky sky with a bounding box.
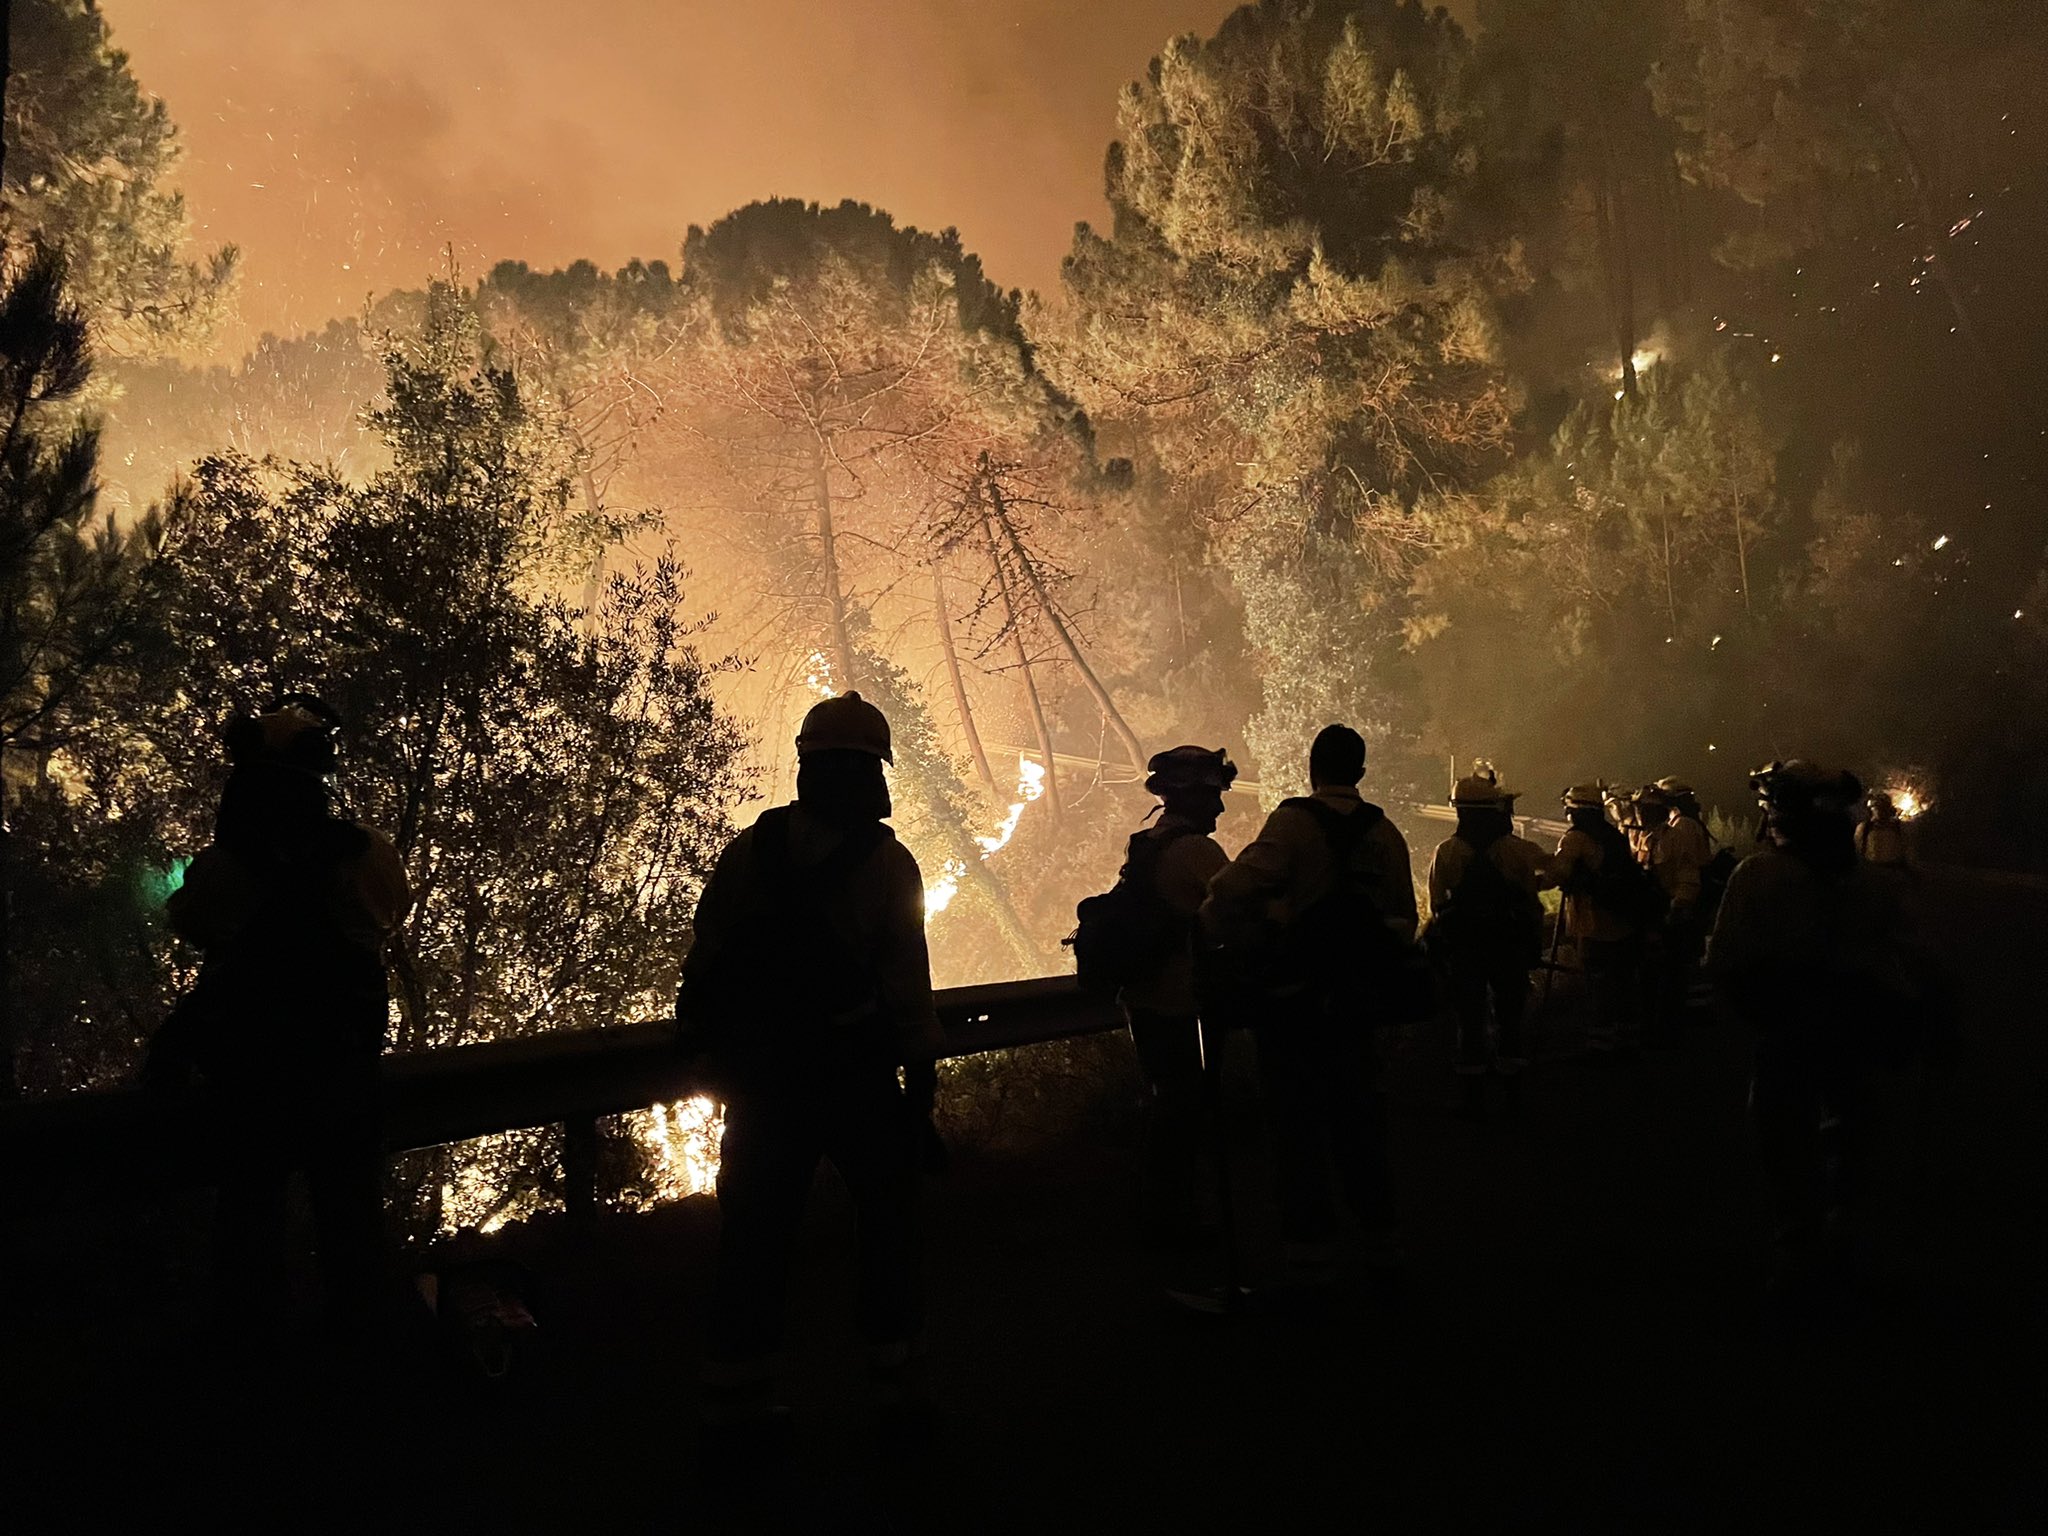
[104,0,1261,356]
[109,0,1480,358]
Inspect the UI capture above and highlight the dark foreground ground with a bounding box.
[8,869,2046,1534]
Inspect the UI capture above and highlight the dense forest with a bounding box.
[5,0,2046,1112]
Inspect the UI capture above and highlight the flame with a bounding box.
[803,651,836,700]
[926,755,1046,920]
[924,856,968,917]
[976,757,1048,857]
[626,1095,726,1205]
[1887,785,1926,822]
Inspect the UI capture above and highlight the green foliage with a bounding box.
[0,245,159,756]
[1409,347,1777,779]
[5,0,237,354]
[12,285,749,1087]
[1053,0,1525,791]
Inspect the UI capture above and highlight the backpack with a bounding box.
[1436,835,1544,969]
[1066,825,1200,997]
[1263,798,1433,1025]
[1585,821,1666,929]
[677,808,893,1083]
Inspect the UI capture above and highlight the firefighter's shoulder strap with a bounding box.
[1281,795,1385,870]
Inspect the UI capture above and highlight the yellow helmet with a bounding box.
[1655,777,1695,798]
[796,691,893,762]
[1562,782,1608,810]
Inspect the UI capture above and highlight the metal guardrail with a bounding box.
[0,976,1122,1221]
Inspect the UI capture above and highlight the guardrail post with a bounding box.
[562,1114,599,1238]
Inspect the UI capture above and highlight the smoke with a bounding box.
[104,0,1310,356]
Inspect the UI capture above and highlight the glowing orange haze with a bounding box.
[105,0,1281,357]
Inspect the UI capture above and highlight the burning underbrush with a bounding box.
[388,1033,1141,1247]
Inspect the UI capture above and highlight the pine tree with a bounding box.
[1052,0,1524,791]
[4,0,236,355]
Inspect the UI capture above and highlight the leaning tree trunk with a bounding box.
[981,511,1064,823]
[1731,486,1753,616]
[983,474,1147,775]
[810,436,858,688]
[933,564,999,800]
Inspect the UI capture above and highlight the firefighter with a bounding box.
[1201,724,1418,1289]
[1708,761,1930,1309]
[1117,746,1234,1246]
[1630,783,1671,869]
[1426,768,1550,1116]
[153,695,410,1339]
[1648,776,1715,1040]
[678,691,942,1431]
[1552,783,1652,1054]
[1857,790,1913,869]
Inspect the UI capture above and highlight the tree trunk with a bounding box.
[0,1,13,1096]
[1731,487,1752,616]
[981,512,1063,822]
[1665,149,1695,308]
[1594,126,1640,399]
[576,467,607,639]
[0,0,12,193]
[810,437,858,688]
[933,564,999,800]
[1659,496,1680,640]
[0,815,15,1099]
[984,474,1147,774]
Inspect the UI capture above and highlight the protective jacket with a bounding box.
[1551,826,1639,944]
[1856,819,1911,868]
[1202,785,1417,959]
[1653,814,1714,917]
[1706,848,1911,1040]
[167,819,409,1073]
[680,802,943,1071]
[1427,830,1549,964]
[1118,813,1228,1017]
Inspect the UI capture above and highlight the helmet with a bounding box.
[1867,789,1898,817]
[1144,745,1237,798]
[1633,783,1672,809]
[1751,759,1862,816]
[229,693,342,774]
[1562,782,1608,810]
[796,691,892,762]
[1655,777,1695,798]
[1451,767,1515,808]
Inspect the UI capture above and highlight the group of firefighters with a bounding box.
[157,688,1941,1449]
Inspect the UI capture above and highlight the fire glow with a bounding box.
[925,755,1048,917]
[1888,784,1927,822]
